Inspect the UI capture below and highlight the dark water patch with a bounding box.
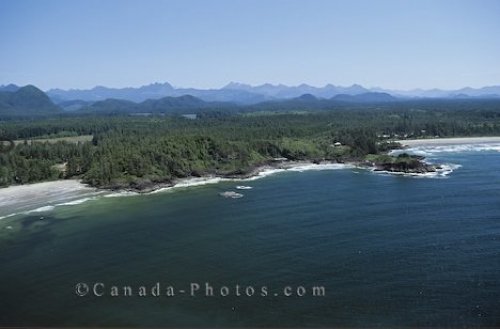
[20,214,53,229]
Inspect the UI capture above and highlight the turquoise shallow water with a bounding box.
[0,147,499,326]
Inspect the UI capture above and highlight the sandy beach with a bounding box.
[396,136,500,147]
[0,180,102,219]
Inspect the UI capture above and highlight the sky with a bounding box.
[0,0,499,91]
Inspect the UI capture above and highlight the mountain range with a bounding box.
[46,82,270,105]
[37,82,500,106]
[1,82,500,117]
[0,84,401,116]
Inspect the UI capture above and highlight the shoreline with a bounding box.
[0,153,464,220]
[395,136,500,147]
[0,179,103,220]
[10,132,496,218]
[4,135,499,198]
[104,160,355,194]
[0,161,352,219]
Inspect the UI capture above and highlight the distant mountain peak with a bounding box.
[176,94,203,102]
[15,85,52,99]
[0,84,60,116]
[296,93,318,101]
[223,82,252,90]
[0,83,20,92]
[144,81,174,89]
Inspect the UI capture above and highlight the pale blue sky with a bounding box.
[0,0,499,90]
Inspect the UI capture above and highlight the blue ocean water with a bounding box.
[0,145,499,326]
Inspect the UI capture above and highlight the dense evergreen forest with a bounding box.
[1,105,500,189]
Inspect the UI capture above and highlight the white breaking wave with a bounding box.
[174,177,224,188]
[219,191,244,199]
[246,163,353,180]
[392,143,500,157]
[26,205,56,213]
[287,163,353,172]
[243,168,287,181]
[103,191,140,198]
[56,197,98,206]
[149,177,225,194]
[0,213,19,221]
[236,185,253,190]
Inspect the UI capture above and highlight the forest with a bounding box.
[1,105,500,189]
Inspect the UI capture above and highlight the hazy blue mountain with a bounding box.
[249,92,398,112]
[0,85,61,116]
[48,81,374,105]
[48,82,270,105]
[331,92,397,103]
[80,94,232,114]
[167,88,271,104]
[374,86,500,98]
[296,93,318,101]
[318,84,369,98]
[0,84,20,92]
[450,93,470,99]
[223,82,370,98]
[140,95,210,112]
[233,83,500,99]
[48,82,175,103]
[454,86,500,97]
[44,81,500,105]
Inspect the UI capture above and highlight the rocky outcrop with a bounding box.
[369,153,441,174]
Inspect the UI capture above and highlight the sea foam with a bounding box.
[0,213,18,221]
[56,197,98,206]
[287,163,353,172]
[26,205,56,213]
[393,143,500,157]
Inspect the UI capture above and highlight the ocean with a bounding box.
[0,143,499,327]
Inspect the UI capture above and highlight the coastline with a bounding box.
[0,147,466,218]
[2,142,477,219]
[395,136,500,147]
[0,180,103,220]
[107,160,354,194]
[4,135,499,202]
[0,161,352,219]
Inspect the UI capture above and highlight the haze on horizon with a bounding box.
[0,0,499,91]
